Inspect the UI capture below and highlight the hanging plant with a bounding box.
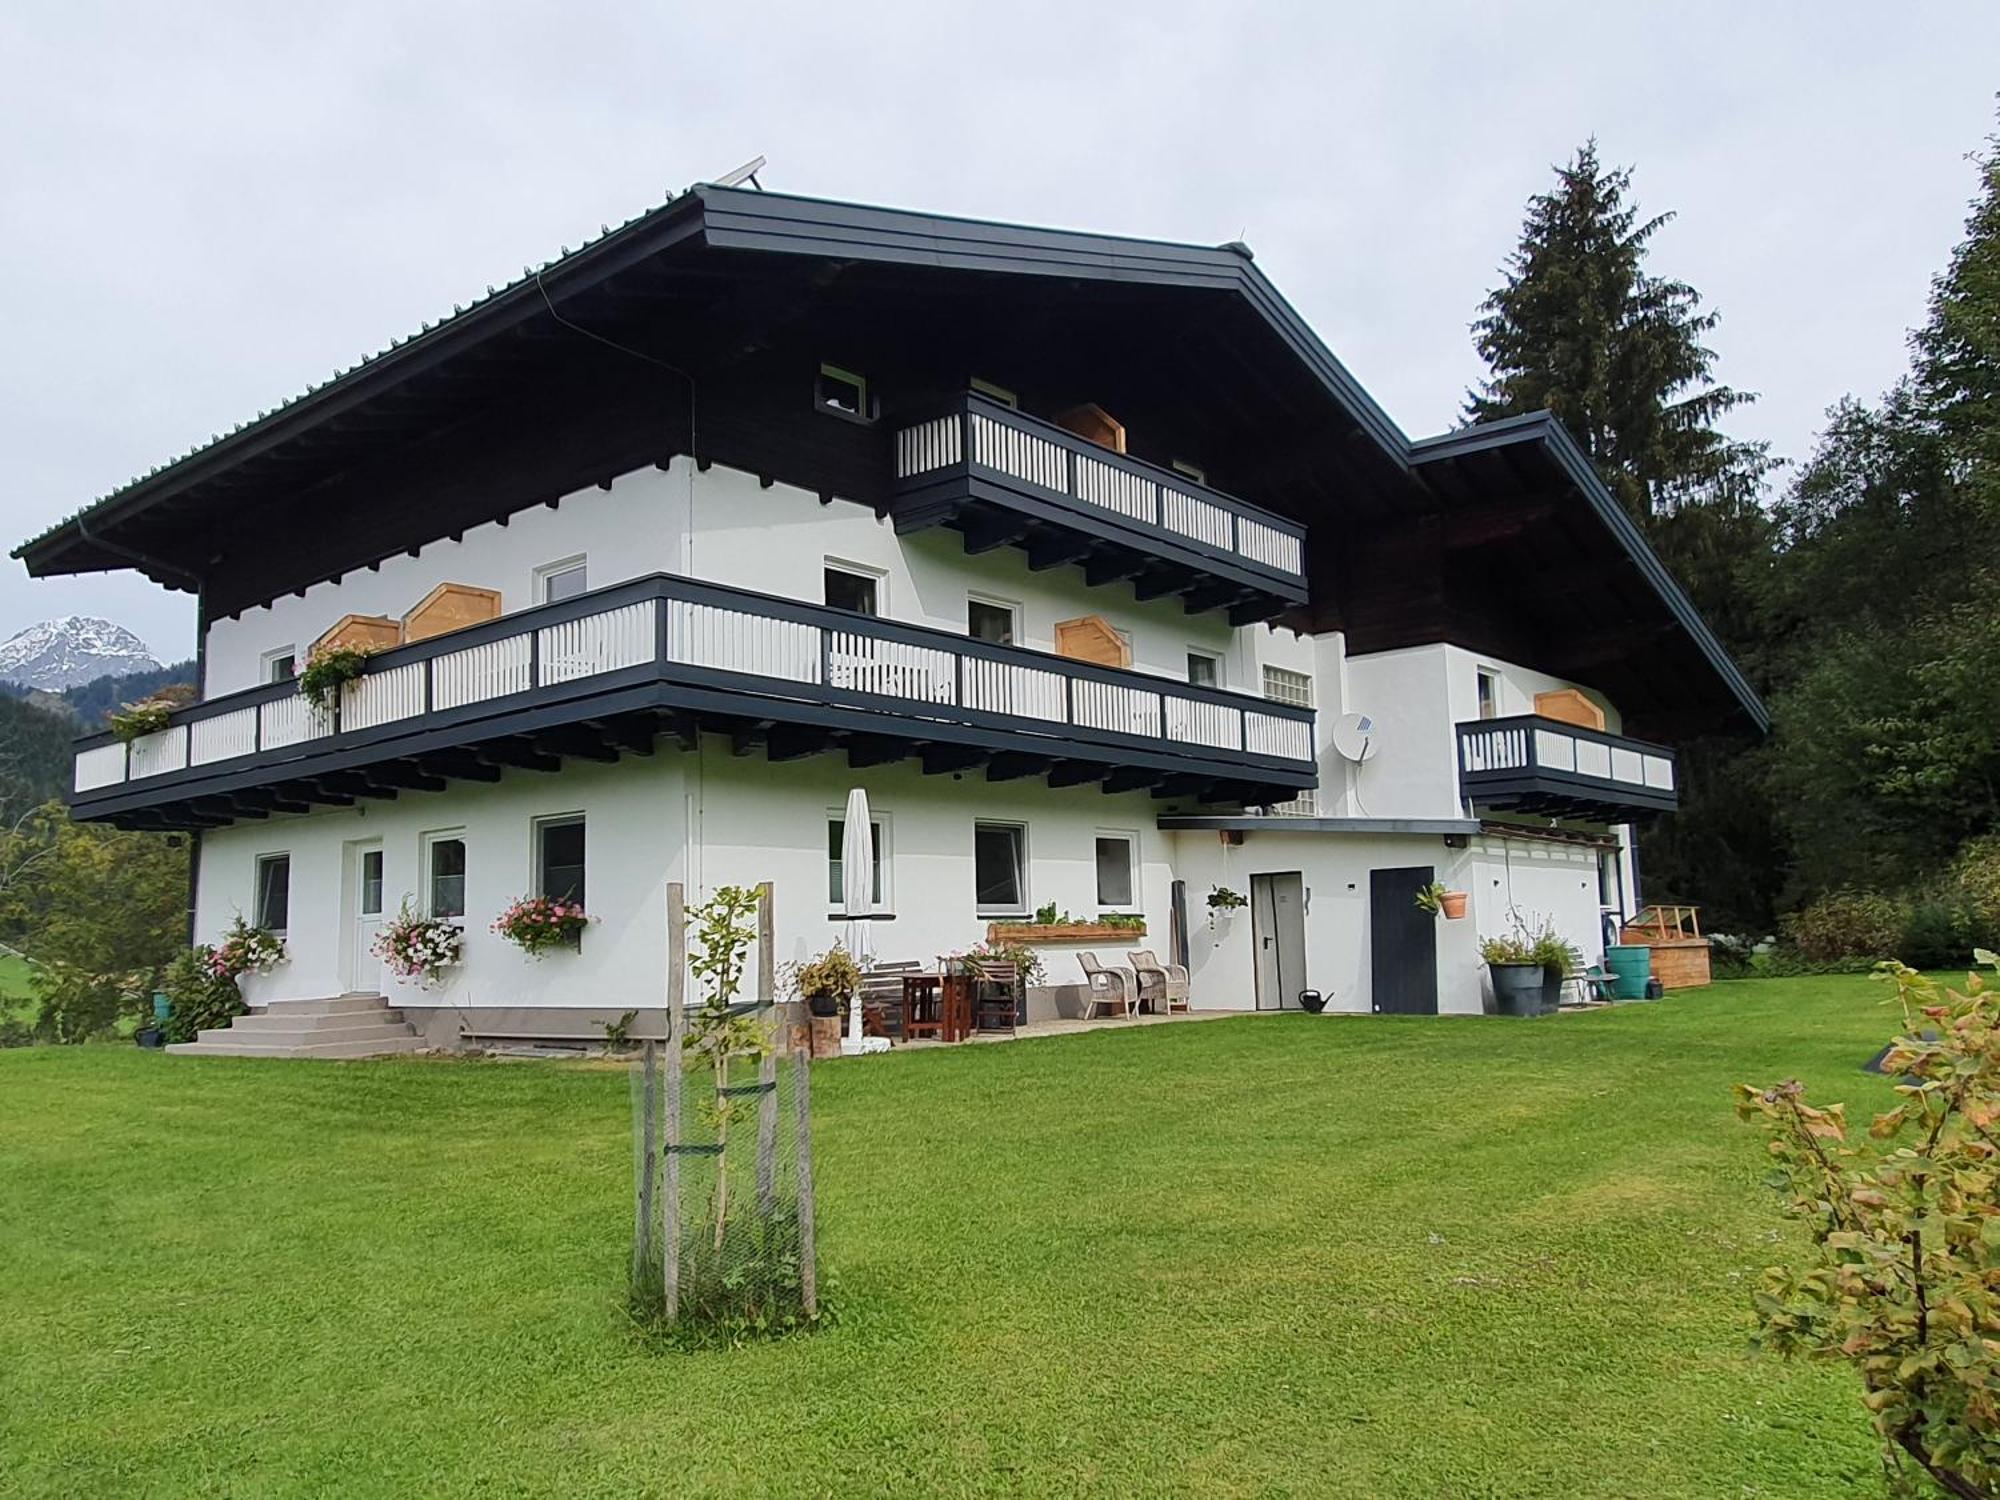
[371,899,462,987]
[297,644,375,712]
[211,915,287,979]
[108,683,196,742]
[492,894,589,957]
[1206,885,1247,912]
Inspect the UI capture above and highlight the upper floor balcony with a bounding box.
[71,573,1317,831]
[891,393,1308,623]
[1456,715,1678,822]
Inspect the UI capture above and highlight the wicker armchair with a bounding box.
[1127,949,1190,1013]
[1078,952,1138,1019]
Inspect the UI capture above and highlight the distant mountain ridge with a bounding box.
[0,617,161,691]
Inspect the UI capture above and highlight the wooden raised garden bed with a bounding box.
[987,921,1146,945]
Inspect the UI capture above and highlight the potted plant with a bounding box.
[786,944,862,1019]
[1480,931,1545,1018]
[1414,881,1470,921]
[492,895,589,957]
[1528,922,1581,1015]
[371,899,463,988]
[211,915,287,979]
[108,683,196,743]
[297,643,375,713]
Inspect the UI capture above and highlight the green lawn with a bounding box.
[0,977,1908,1498]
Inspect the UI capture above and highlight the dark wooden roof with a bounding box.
[12,185,1764,736]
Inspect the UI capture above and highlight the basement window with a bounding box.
[815,363,874,422]
[974,822,1027,915]
[255,853,291,934]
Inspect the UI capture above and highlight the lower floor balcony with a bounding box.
[70,573,1317,830]
[1456,715,1677,822]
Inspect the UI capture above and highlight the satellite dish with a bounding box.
[1330,712,1378,763]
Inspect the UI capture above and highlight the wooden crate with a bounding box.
[1053,615,1131,668]
[1621,935,1711,990]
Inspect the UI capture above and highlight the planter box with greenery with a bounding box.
[986,919,1145,944]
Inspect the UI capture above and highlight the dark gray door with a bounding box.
[1250,872,1307,1010]
[1370,866,1438,1015]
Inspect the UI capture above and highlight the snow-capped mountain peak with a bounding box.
[0,616,163,691]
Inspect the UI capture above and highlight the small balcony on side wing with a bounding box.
[1457,715,1678,822]
[890,393,1308,623]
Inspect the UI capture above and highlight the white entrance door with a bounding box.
[342,840,386,994]
[1250,871,1307,1010]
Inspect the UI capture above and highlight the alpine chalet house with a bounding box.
[16,184,1764,1050]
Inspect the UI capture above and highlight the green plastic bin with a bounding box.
[1605,945,1652,1001]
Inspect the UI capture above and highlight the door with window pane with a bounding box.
[343,840,385,994]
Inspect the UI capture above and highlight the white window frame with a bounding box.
[1186,649,1222,689]
[254,851,291,935]
[823,559,886,617]
[1476,666,1502,721]
[1262,664,1313,709]
[1093,829,1139,912]
[815,362,875,423]
[966,593,1020,647]
[260,646,297,685]
[421,829,468,921]
[534,555,589,605]
[826,812,892,912]
[532,813,586,906]
[973,821,1029,917]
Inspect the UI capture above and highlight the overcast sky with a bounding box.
[2,3,1994,663]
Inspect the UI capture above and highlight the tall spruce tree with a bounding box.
[1469,140,1773,525]
[1469,142,1784,930]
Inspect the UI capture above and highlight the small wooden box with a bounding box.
[403,582,503,644]
[312,613,401,657]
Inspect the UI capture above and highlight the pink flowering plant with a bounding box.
[372,899,462,987]
[493,894,589,957]
[211,915,286,980]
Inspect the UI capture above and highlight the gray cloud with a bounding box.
[3,1,1993,659]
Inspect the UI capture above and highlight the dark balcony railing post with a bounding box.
[1065,442,1078,501]
[1063,674,1075,727]
[953,651,964,708]
[529,619,543,689]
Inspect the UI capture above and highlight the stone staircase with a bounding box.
[165,993,422,1059]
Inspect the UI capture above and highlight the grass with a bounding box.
[0,975,1913,1498]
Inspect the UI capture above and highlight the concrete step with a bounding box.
[195,1021,416,1047]
[228,1008,405,1034]
[259,994,391,1018]
[166,1035,423,1059]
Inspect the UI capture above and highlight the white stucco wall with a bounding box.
[1469,831,1612,973]
[196,741,1186,1019]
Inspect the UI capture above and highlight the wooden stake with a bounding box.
[755,880,778,1216]
[663,881,685,1323]
[792,1003,818,1320]
[635,1039,658,1285]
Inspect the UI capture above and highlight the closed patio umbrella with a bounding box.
[840,787,873,1053]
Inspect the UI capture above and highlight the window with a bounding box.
[1094,834,1136,909]
[536,817,585,906]
[1476,668,1501,721]
[1186,651,1220,689]
[536,556,589,605]
[827,818,886,907]
[824,564,879,617]
[969,377,1018,408]
[255,854,291,933]
[425,834,466,919]
[974,822,1027,913]
[359,849,384,918]
[1171,458,1208,485]
[815,362,873,421]
[1263,665,1313,708]
[967,597,1017,646]
[261,647,296,684]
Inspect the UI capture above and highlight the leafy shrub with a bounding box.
[1736,957,2000,1496]
[0,1018,31,1048]
[1898,895,1981,971]
[1783,889,1907,963]
[1745,948,1880,979]
[160,946,245,1044]
[1952,835,2000,932]
[30,962,135,1043]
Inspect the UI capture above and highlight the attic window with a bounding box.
[816,363,873,422]
[970,377,1018,409]
[1171,459,1208,485]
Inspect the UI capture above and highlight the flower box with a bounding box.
[986,921,1146,945]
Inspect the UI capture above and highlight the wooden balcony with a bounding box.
[891,393,1308,622]
[70,574,1317,830]
[1456,715,1678,821]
